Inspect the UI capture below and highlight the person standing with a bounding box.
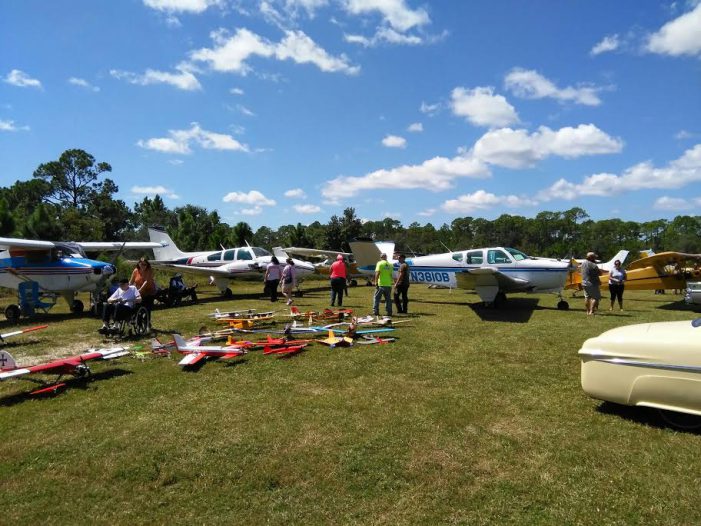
[608,259,627,311]
[373,253,393,317]
[280,258,296,306]
[264,256,281,302]
[130,257,156,315]
[329,254,347,307]
[581,252,601,315]
[393,254,410,314]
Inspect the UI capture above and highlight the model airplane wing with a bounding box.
[178,352,207,366]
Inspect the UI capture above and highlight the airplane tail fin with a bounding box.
[148,226,187,261]
[599,249,630,272]
[0,350,17,370]
[273,247,289,260]
[640,248,655,258]
[349,240,395,268]
[172,333,187,350]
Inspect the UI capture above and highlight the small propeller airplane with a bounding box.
[350,239,573,309]
[148,226,315,297]
[564,250,629,292]
[171,333,247,367]
[0,236,163,320]
[0,346,130,394]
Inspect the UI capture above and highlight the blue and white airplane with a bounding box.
[349,240,573,309]
[0,237,162,320]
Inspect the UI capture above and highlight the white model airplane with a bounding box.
[0,236,163,320]
[349,239,573,309]
[147,227,315,297]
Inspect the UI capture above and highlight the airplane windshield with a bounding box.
[505,248,529,261]
[251,247,271,257]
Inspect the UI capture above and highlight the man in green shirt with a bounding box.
[373,253,394,317]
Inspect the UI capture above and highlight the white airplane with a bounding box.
[349,239,573,309]
[147,227,315,297]
[0,236,163,321]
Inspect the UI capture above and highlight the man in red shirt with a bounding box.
[330,254,347,307]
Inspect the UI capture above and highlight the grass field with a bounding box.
[1,281,700,525]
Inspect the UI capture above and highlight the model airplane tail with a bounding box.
[172,333,187,351]
[348,240,395,268]
[147,226,187,261]
[0,350,17,370]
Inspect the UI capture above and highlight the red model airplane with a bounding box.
[262,341,309,357]
[172,334,247,367]
[0,346,130,394]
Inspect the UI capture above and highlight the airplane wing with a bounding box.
[283,247,352,259]
[455,268,531,293]
[76,242,164,251]
[0,237,56,250]
[151,262,256,277]
[0,368,32,380]
[178,352,207,366]
[626,252,701,271]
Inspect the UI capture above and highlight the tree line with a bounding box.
[1,149,699,261]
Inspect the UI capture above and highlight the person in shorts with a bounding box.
[580,252,601,315]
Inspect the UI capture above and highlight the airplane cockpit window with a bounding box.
[488,249,511,264]
[505,248,528,261]
[452,252,464,262]
[207,251,222,262]
[223,249,235,261]
[236,249,253,261]
[26,250,51,264]
[251,247,271,258]
[465,250,483,264]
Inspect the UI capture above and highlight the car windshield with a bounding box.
[505,248,529,261]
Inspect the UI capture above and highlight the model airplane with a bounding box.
[171,333,247,367]
[262,341,310,357]
[0,324,48,343]
[317,329,354,348]
[0,346,130,394]
[287,306,353,324]
[350,240,573,309]
[148,226,315,297]
[0,236,163,320]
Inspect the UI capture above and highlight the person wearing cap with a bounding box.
[100,278,142,332]
[393,254,410,314]
[329,254,347,307]
[580,251,601,315]
[373,253,394,317]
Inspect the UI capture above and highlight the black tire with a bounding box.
[557,300,570,310]
[223,288,233,299]
[4,304,20,322]
[191,291,198,303]
[658,409,701,430]
[71,299,84,314]
[133,307,150,336]
[349,279,358,287]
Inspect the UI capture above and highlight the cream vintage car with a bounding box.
[579,320,701,428]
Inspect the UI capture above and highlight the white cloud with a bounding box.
[169,159,184,165]
[382,134,406,148]
[0,119,29,132]
[110,64,201,91]
[653,196,694,211]
[441,190,537,214]
[417,208,435,217]
[473,124,623,169]
[68,77,100,92]
[676,130,696,140]
[230,87,244,95]
[285,188,307,198]
[590,34,620,56]
[131,185,180,199]
[407,122,423,132]
[321,154,489,200]
[4,69,42,89]
[241,206,263,215]
[420,101,440,115]
[191,27,359,76]
[504,68,603,106]
[223,190,276,206]
[344,26,424,47]
[137,122,249,154]
[294,204,321,213]
[343,0,430,32]
[451,87,519,128]
[539,143,701,201]
[237,104,255,116]
[646,3,701,56]
[143,0,223,13]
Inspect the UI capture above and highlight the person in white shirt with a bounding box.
[608,259,627,311]
[100,278,142,332]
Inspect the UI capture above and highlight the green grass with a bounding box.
[1,283,700,525]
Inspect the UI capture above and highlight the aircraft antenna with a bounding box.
[440,241,453,253]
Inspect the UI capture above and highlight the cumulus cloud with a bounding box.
[417,208,435,217]
[450,87,519,128]
[68,77,100,92]
[653,196,694,211]
[143,0,224,13]
[382,134,406,148]
[538,143,701,201]
[646,3,701,56]
[441,190,537,214]
[420,101,440,115]
[344,26,424,47]
[0,119,29,132]
[504,68,603,106]
[110,64,201,91]
[285,188,307,198]
[131,185,180,199]
[294,204,321,213]
[137,122,249,154]
[190,27,359,75]
[4,69,42,89]
[473,124,623,169]
[590,34,620,56]
[343,0,430,32]
[407,122,423,132]
[230,87,244,95]
[241,206,263,215]
[223,190,276,206]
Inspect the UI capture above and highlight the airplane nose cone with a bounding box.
[102,264,116,276]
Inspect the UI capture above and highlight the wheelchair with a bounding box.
[101,304,150,339]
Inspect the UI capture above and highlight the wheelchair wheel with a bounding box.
[132,306,150,336]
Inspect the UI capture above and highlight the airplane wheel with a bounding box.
[349,279,358,287]
[557,300,569,310]
[71,299,84,314]
[223,288,233,299]
[5,304,20,322]
[658,409,701,430]
[493,292,507,308]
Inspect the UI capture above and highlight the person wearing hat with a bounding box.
[100,278,142,332]
[393,254,410,314]
[329,254,347,307]
[373,253,394,317]
[580,251,601,315]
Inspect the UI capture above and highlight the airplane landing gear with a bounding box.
[223,288,233,299]
[5,304,20,322]
[557,300,569,310]
[71,299,84,314]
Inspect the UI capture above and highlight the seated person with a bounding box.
[170,274,186,292]
[99,278,142,332]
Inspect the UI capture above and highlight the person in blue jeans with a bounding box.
[373,253,393,317]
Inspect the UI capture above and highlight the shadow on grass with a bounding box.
[596,401,701,435]
[656,300,701,313]
[0,368,133,406]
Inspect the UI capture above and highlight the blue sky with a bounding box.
[1,0,700,229]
